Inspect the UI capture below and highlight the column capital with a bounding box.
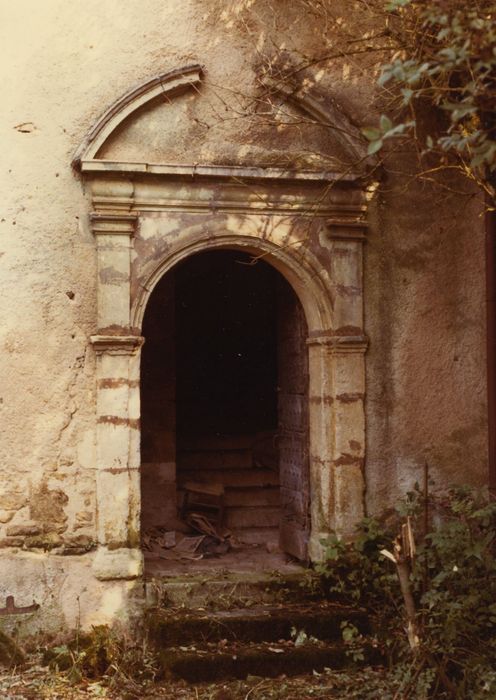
[90,212,138,236]
[324,217,367,241]
[91,334,144,355]
[307,333,368,353]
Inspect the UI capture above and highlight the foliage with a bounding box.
[363,0,496,195]
[317,486,496,698]
[42,624,158,691]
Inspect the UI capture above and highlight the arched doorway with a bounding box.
[76,65,369,581]
[140,249,310,570]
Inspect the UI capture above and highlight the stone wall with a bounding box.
[0,0,488,632]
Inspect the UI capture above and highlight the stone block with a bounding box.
[97,423,134,468]
[333,464,365,538]
[96,469,140,547]
[0,511,15,524]
[0,492,27,511]
[6,525,41,537]
[0,538,23,548]
[97,384,130,417]
[29,484,68,525]
[92,547,143,581]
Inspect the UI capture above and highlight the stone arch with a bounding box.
[140,242,317,560]
[132,230,334,337]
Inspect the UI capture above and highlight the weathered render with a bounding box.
[0,0,487,634]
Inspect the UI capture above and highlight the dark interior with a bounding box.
[141,250,280,461]
[176,250,278,440]
[140,249,309,557]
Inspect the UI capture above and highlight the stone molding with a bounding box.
[307,334,369,353]
[81,160,365,182]
[90,335,144,356]
[325,217,367,241]
[259,76,371,167]
[89,176,367,219]
[73,64,203,165]
[90,212,138,236]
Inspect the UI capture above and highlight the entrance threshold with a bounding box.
[144,538,304,577]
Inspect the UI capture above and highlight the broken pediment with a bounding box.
[74,65,370,174]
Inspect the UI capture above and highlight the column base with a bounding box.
[92,546,143,581]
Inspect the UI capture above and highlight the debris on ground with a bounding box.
[142,515,233,563]
[0,652,410,699]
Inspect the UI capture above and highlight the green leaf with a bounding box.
[367,139,383,155]
[362,127,381,141]
[386,0,411,10]
[380,115,393,132]
[401,88,414,103]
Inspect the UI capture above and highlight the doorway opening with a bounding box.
[140,249,309,573]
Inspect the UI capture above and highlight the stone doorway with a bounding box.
[140,250,310,572]
[72,65,370,588]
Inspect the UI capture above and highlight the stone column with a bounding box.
[307,218,368,559]
[90,213,144,581]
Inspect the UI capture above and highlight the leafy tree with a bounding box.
[363,0,496,197]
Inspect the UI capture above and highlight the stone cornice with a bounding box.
[88,172,367,219]
[81,159,365,183]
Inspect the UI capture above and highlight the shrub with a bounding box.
[317,486,496,698]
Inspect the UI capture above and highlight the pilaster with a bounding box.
[90,212,144,580]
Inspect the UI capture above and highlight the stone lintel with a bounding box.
[91,334,144,355]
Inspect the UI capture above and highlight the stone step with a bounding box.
[178,468,280,488]
[226,506,280,529]
[176,487,279,511]
[231,527,279,545]
[149,600,375,682]
[144,572,317,608]
[178,434,254,451]
[177,449,253,470]
[148,602,369,647]
[157,640,367,682]
[224,487,280,507]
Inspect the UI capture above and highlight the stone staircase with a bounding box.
[177,434,281,541]
[145,572,376,682]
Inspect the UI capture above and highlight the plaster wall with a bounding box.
[0,0,487,632]
[365,175,487,512]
